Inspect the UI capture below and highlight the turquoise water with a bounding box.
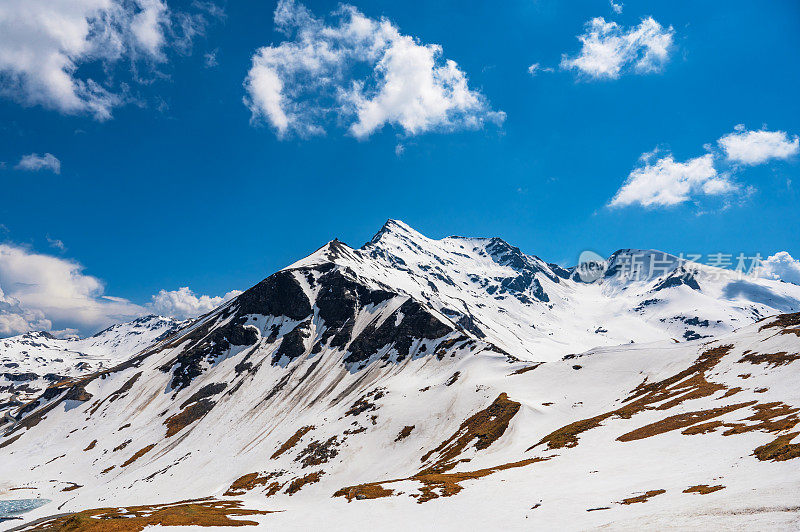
[0,499,51,520]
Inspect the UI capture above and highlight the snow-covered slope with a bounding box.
[0,316,188,409]
[1,221,799,530]
[292,220,800,360]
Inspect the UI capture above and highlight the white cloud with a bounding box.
[527,63,553,76]
[131,0,170,58]
[611,124,799,210]
[204,48,218,68]
[244,0,503,139]
[149,287,241,319]
[610,1,623,14]
[0,285,51,337]
[0,0,221,119]
[0,242,244,337]
[46,235,66,251]
[561,17,674,79]
[759,251,800,285]
[0,243,145,337]
[609,152,737,208]
[15,153,61,174]
[718,126,799,165]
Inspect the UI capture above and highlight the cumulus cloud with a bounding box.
[561,17,674,79]
[149,287,242,320]
[15,153,61,174]
[611,124,800,209]
[0,285,51,337]
[759,251,800,285]
[718,125,800,165]
[610,1,623,14]
[244,0,503,139]
[0,243,145,337]
[0,0,221,119]
[0,242,244,337]
[609,152,737,208]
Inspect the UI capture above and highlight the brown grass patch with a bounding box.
[333,483,396,502]
[753,432,800,461]
[83,440,97,451]
[684,484,725,494]
[285,471,323,495]
[681,421,724,435]
[530,414,609,450]
[758,312,800,331]
[527,342,800,461]
[121,444,156,467]
[22,498,271,531]
[296,436,339,468]
[101,465,115,474]
[334,456,550,504]
[420,393,520,473]
[739,351,800,368]
[61,483,82,492]
[224,471,284,497]
[164,399,215,438]
[271,425,314,459]
[264,482,282,497]
[530,346,736,450]
[618,489,666,505]
[510,363,544,376]
[617,402,756,442]
[721,387,742,398]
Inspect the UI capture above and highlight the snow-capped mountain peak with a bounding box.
[1,221,798,530]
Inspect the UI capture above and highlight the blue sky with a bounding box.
[1,0,799,336]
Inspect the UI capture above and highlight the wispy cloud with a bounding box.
[46,235,66,252]
[561,17,674,79]
[15,153,61,174]
[527,63,554,76]
[204,48,219,68]
[610,1,623,15]
[244,0,504,139]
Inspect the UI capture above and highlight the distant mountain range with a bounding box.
[1,220,799,530]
